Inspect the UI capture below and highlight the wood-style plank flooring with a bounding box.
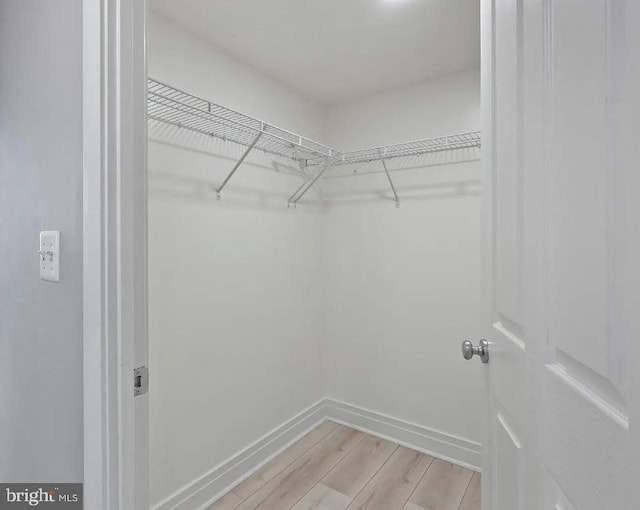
[208,422,480,510]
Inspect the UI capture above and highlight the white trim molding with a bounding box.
[82,0,148,508]
[154,399,481,510]
[153,400,329,510]
[324,399,481,472]
[82,0,106,508]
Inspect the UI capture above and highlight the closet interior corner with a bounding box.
[147,1,484,509]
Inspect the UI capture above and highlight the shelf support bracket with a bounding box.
[215,132,263,199]
[288,162,331,207]
[380,157,399,207]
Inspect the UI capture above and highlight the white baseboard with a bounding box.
[154,398,481,510]
[323,399,482,472]
[152,399,329,510]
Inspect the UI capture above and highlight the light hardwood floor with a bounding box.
[208,422,480,510]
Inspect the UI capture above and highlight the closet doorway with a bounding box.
[146,2,483,509]
[138,1,640,510]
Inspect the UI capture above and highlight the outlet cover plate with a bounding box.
[40,231,60,282]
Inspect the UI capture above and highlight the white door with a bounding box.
[479,0,640,508]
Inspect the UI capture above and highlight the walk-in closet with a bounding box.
[147,2,484,509]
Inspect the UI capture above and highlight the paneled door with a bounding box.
[477,0,640,508]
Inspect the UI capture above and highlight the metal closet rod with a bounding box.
[147,78,481,206]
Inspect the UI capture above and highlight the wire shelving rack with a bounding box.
[148,78,481,206]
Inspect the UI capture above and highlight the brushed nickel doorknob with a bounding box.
[462,339,489,364]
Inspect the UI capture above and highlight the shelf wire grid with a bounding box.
[148,78,341,165]
[306,132,481,167]
[148,79,481,176]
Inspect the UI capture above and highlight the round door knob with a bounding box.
[461,339,489,364]
[462,340,475,360]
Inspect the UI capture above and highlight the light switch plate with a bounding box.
[40,231,60,282]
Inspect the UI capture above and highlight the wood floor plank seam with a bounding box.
[321,435,399,498]
[399,453,436,510]
[457,472,481,510]
[206,491,245,510]
[210,423,341,510]
[235,426,367,510]
[335,443,399,505]
[208,424,480,510]
[281,432,368,510]
[408,459,474,510]
[290,484,354,510]
[286,481,336,510]
[345,447,433,510]
[232,421,339,501]
[457,473,475,510]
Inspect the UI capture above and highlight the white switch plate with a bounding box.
[40,231,60,282]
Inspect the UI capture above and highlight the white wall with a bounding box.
[321,69,486,444]
[148,13,485,505]
[323,70,481,149]
[0,0,84,481]
[148,14,324,141]
[148,14,326,506]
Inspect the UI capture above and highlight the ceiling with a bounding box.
[149,0,480,106]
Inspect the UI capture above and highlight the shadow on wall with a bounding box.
[148,121,482,209]
[322,147,482,206]
[148,121,323,211]
[321,178,483,206]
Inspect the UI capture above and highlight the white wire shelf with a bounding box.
[318,131,481,166]
[147,78,481,206]
[148,78,341,164]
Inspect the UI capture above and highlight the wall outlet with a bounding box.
[40,231,60,283]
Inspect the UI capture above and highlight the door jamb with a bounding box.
[82,0,148,508]
[480,0,495,508]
